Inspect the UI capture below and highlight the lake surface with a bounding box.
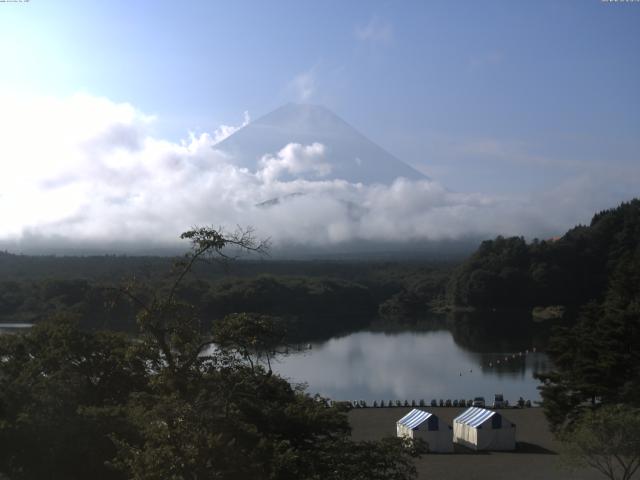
[1,317,551,404]
[274,328,550,405]
[0,323,33,333]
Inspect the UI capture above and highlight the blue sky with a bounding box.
[0,1,639,250]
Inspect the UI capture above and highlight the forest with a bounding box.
[1,200,639,479]
[447,199,640,313]
[0,252,453,338]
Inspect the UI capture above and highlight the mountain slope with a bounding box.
[214,103,427,184]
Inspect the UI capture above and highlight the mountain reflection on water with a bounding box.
[274,313,552,404]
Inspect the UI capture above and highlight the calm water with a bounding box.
[1,317,551,404]
[274,328,550,404]
[0,323,33,333]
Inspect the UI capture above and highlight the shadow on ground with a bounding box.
[452,444,489,455]
[451,442,556,455]
[515,442,556,454]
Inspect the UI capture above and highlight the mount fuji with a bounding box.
[214,103,427,185]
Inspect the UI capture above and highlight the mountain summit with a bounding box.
[214,103,427,184]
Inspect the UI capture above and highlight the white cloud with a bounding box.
[0,92,635,253]
[258,143,331,183]
[355,16,393,45]
[212,111,250,145]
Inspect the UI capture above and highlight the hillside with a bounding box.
[446,199,640,312]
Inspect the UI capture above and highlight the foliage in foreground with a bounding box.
[559,405,640,480]
[0,227,421,480]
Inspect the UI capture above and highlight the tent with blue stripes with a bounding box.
[396,409,453,452]
[453,407,516,451]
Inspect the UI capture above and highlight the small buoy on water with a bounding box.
[533,347,537,352]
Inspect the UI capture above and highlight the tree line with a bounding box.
[447,200,640,311]
[0,262,452,339]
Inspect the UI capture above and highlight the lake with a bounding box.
[1,316,552,405]
[274,324,551,405]
[0,323,34,333]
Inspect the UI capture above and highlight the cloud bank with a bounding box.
[258,143,330,183]
[0,93,633,253]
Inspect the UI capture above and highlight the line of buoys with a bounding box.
[486,347,538,368]
[349,397,533,409]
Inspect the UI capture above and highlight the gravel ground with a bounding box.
[349,407,604,480]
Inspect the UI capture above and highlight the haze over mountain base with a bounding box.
[1,94,635,256]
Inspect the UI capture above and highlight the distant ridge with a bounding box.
[214,103,427,184]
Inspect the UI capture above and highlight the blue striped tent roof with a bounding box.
[454,407,496,428]
[397,409,433,430]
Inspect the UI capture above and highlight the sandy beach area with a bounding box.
[349,407,604,480]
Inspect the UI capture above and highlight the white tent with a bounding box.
[453,407,516,451]
[396,409,453,453]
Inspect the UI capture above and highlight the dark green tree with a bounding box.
[560,405,640,480]
[447,199,640,311]
[0,317,148,479]
[212,312,289,374]
[537,240,640,432]
[0,226,422,480]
